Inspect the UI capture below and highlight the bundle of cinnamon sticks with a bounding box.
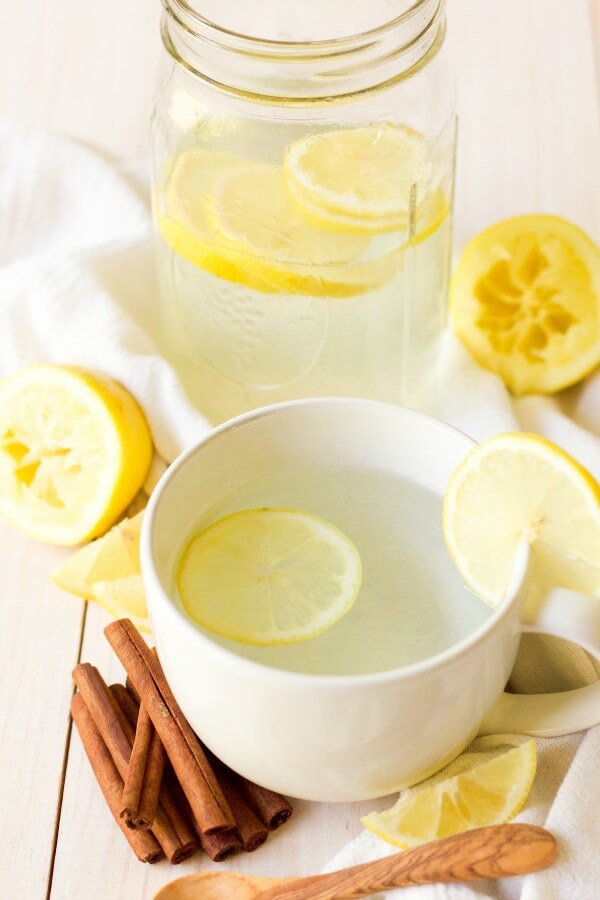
[71,617,292,865]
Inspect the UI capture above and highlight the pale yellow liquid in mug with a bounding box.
[155,120,454,424]
[174,465,491,676]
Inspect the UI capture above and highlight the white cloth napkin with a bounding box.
[2,125,600,898]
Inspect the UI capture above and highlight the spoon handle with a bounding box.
[257,824,556,899]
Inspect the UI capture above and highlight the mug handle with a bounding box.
[479,587,600,737]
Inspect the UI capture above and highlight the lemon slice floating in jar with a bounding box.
[451,215,600,394]
[362,740,537,848]
[206,164,398,297]
[284,125,434,235]
[443,433,600,607]
[0,366,152,545]
[158,149,398,297]
[177,508,362,645]
[156,148,278,294]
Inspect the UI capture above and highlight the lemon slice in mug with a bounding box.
[363,740,537,848]
[451,215,600,394]
[177,508,362,645]
[0,366,152,545]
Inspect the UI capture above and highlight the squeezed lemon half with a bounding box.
[0,366,152,545]
[177,508,362,646]
[362,740,537,848]
[451,215,600,394]
[443,433,600,607]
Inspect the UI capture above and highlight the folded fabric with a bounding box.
[1,125,600,898]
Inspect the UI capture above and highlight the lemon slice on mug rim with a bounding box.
[443,432,600,607]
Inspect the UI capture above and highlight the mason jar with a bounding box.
[152,0,456,424]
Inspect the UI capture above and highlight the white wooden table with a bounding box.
[1,2,599,898]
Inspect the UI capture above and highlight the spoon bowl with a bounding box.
[155,872,293,900]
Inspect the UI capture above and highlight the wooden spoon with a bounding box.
[154,823,556,900]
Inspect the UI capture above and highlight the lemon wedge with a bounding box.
[93,575,149,633]
[451,215,600,394]
[284,125,431,234]
[362,740,537,848]
[443,433,600,606]
[177,508,362,645]
[52,511,143,596]
[52,512,149,631]
[0,366,152,545]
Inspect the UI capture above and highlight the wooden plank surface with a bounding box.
[0,526,83,900]
[0,2,599,899]
[451,0,600,249]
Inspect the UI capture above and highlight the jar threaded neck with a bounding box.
[161,0,446,102]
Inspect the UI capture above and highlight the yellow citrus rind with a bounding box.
[451,215,600,395]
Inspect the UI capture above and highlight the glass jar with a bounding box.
[152,0,455,424]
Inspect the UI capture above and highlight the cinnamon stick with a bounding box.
[120,704,165,830]
[71,693,163,864]
[164,767,243,861]
[108,683,142,728]
[72,664,196,864]
[116,684,260,856]
[125,675,140,703]
[109,684,198,863]
[221,763,293,830]
[217,778,268,852]
[206,754,268,851]
[200,828,243,861]
[104,619,234,835]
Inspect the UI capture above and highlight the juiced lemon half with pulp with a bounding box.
[0,366,152,545]
[362,740,537,848]
[177,508,362,645]
[443,433,600,607]
[451,215,600,394]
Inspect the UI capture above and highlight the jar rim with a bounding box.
[161,0,445,103]
[163,0,437,53]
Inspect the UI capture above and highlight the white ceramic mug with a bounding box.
[142,399,600,802]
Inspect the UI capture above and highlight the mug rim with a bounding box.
[142,397,525,687]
